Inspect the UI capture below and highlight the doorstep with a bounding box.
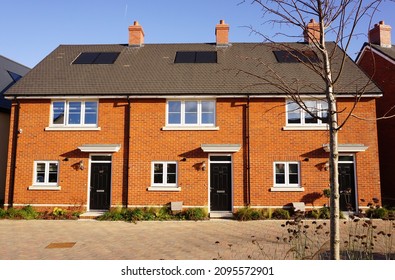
[79,211,106,219]
[209,212,234,218]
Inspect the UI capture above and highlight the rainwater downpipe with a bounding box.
[125,97,131,208]
[8,99,20,207]
[246,95,251,206]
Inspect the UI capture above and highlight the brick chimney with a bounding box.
[304,19,320,44]
[215,19,230,46]
[128,21,144,47]
[369,21,392,48]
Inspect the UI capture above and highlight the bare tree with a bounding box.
[240,0,382,260]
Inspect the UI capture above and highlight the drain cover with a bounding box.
[45,242,76,249]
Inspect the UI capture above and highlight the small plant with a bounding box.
[234,207,264,221]
[272,208,290,220]
[0,208,6,219]
[183,208,208,221]
[52,207,67,217]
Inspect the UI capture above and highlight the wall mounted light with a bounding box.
[63,157,69,162]
[78,160,84,170]
[180,157,187,162]
[303,157,309,162]
[201,161,206,171]
[324,161,329,171]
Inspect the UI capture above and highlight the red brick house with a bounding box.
[4,20,382,216]
[357,21,395,206]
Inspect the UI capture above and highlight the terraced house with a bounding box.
[3,20,382,216]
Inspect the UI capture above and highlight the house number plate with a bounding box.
[217,190,225,193]
[96,190,105,193]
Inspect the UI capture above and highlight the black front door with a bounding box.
[339,163,356,211]
[90,162,111,210]
[210,163,232,211]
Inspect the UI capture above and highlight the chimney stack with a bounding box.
[215,19,230,46]
[304,19,320,44]
[129,21,144,47]
[369,21,392,48]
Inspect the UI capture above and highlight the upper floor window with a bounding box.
[51,100,98,127]
[166,100,215,127]
[286,100,328,126]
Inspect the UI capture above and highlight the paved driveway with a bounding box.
[0,219,393,260]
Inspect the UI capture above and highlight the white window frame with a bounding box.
[49,100,98,128]
[285,100,328,129]
[29,161,61,190]
[165,100,216,128]
[272,161,302,191]
[149,161,179,190]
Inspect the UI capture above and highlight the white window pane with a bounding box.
[168,101,181,124]
[154,163,163,184]
[84,102,97,125]
[53,102,65,124]
[68,102,81,124]
[185,101,197,113]
[185,113,198,124]
[304,101,318,124]
[287,102,301,124]
[48,163,58,183]
[185,101,198,124]
[202,112,214,124]
[202,101,215,113]
[36,163,45,183]
[168,113,181,124]
[321,101,329,124]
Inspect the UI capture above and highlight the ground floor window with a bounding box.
[273,162,300,187]
[151,161,178,187]
[33,161,59,186]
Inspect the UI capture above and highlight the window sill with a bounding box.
[45,127,101,131]
[282,125,328,131]
[147,186,181,192]
[162,126,219,131]
[28,185,61,191]
[270,187,304,192]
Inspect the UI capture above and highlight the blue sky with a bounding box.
[1,0,394,68]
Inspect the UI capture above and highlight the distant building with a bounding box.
[0,55,30,204]
[357,21,395,206]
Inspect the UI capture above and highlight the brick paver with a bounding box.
[0,219,393,260]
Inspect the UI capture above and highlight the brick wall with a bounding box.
[358,48,395,205]
[5,97,381,211]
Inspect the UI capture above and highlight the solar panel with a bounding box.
[174,51,217,63]
[195,51,217,63]
[174,52,196,63]
[73,52,120,64]
[274,50,320,63]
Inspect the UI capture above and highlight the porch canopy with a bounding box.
[78,144,121,153]
[201,144,241,153]
[322,143,368,153]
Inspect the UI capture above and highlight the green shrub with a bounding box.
[308,209,320,219]
[52,207,67,217]
[19,205,39,219]
[234,207,264,221]
[319,206,330,219]
[366,207,388,219]
[0,208,6,219]
[271,208,290,220]
[183,208,208,220]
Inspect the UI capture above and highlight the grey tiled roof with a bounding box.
[370,43,395,61]
[5,42,381,97]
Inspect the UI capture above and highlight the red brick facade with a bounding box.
[5,96,381,212]
[358,47,395,205]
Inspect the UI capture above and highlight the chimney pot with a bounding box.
[216,19,230,46]
[369,20,392,48]
[129,20,145,47]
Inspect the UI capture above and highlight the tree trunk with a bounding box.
[328,92,340,260]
